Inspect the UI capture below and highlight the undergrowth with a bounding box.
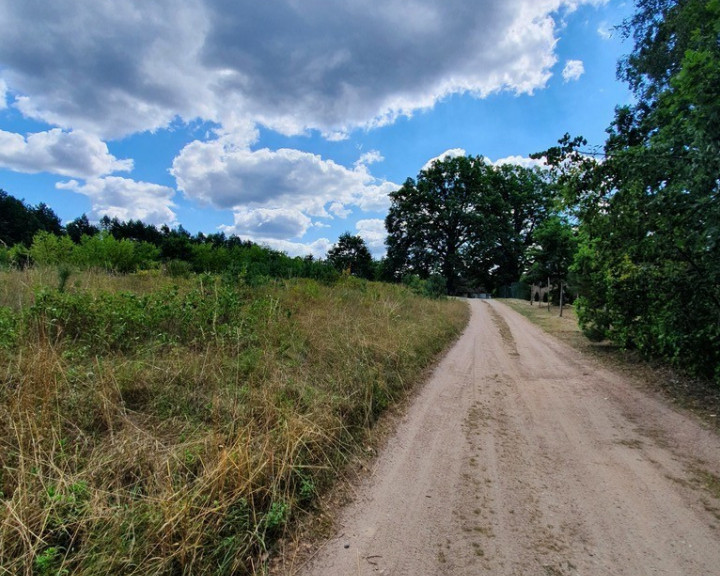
[0,268,468,575]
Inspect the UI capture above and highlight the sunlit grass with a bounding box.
[0,268,468,575]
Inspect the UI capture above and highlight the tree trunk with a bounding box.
[547,277,551,312]
[559,280,564,317]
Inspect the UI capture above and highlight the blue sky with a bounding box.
[0,0,634,257]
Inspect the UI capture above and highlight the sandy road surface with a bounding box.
[298,299,720,575]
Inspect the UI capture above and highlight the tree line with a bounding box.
[0,192,339,281]
[1,182,569,300]
[0,190,444,294]
[383,156,574,295]
[536,0,719,381]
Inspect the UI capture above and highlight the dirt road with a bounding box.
[298,299,720,575]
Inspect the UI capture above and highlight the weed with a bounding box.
[0,269,468,574]
[0,305,18,348]
[34,546,68,576]
[56,266,71,293]
[263,501,289,534]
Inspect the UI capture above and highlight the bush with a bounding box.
[402,274,447,299]
[0,306,18,348]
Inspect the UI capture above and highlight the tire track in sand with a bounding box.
[295,299,720,576]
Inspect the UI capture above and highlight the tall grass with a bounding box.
[0,268,468,575]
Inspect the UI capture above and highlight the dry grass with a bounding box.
[0,269,469,575]
[501,298,720,427]
[499,300,587,351]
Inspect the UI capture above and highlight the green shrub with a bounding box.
[0,306,18,348]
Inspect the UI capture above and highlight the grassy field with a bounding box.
[0,268,469,575]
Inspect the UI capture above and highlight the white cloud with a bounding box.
[597,21,612,39]
[562,59,585,82]
[172,136,398,251]
[0,129,132,178]
[172,136,397,218]
[221,208,311,240]
[57,177,176,226]
[355,150,384,167]
[329,202,352,219]
[0,0,606,139]
[491,155,548,169]
[422,148,467,171]
[356,218,387,256]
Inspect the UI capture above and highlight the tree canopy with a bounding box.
[326,233,374,279]
[0,190,63,246]
[523,215,577,288]
[541,0,720,380]
[385,155,552,294]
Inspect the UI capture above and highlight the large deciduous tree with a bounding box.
[479,162,553,289]
[385,155,551,294]
[523,215,577,291]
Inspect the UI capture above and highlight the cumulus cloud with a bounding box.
[356,218,387,256]
[0,0,604,139]
[172,136,398,249]
[172,136,397,217]
[562,59,585,82]
[57,177,176,226]
[0,79,7,110]
[355,150,384,167]
[221,208,311,240]
[422,148,467,171]
[0,1,213,139]
[0,129,132,178]
[491,155,548,169]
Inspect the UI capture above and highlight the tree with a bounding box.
[541,0,720,380]
[523,215,578,309]
[326,233,374,279]
[386,156,495,293]
[160,225,193,261]
[385,155,552,294]
[524,216,576,281]
[66,214,99,243]
[0,190,33,246]
[0,190,63,246]
[30,231,75,265]
[473,162,552,289]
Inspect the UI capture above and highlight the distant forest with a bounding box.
[0,188,351,283]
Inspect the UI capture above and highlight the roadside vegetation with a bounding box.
[535,0,720,383]
[0,267,468,575]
